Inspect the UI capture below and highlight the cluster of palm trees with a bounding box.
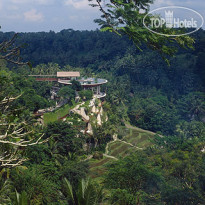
[0,177,103,204]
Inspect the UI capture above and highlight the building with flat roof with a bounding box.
[29,71,107,98]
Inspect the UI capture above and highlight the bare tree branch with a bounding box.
[0,33,29,66]
[0,96,48,168]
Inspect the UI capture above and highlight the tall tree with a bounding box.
[90,0,194,62]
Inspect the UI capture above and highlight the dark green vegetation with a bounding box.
[0,28,205,204]
[0,30,132,68]
[89,0,194,63]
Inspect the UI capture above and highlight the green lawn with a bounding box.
[43,104,72,125]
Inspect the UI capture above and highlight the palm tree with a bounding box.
[0,166,28,205]
[63,178,103,205]
[14,190,29,205]
[0,180,13,205]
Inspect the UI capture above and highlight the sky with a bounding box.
[0,0,204,32]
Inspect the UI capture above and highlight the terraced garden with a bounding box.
[88,157,113,183]
[122,129,154,148]
[107,141,136,158]
[88,124,157,182]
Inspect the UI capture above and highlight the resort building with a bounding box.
[29,71,108,98]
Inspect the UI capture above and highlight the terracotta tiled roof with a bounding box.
[57,71,80,77]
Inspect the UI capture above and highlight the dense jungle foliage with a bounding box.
[0,29,205,204]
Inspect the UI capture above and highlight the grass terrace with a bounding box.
[88,125,156,183]
[43,103,75,125]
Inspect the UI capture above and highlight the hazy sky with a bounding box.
[0,0,204,32]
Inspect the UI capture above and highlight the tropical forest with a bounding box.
[0,0,205,204]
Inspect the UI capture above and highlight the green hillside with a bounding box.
[88,125,156,181]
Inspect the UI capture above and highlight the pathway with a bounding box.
[117,139,143,150]
[105,132,142,156]
[37,99,68,114]
[103,154,118,160]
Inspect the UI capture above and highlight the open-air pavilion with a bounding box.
[29,71,107,98]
